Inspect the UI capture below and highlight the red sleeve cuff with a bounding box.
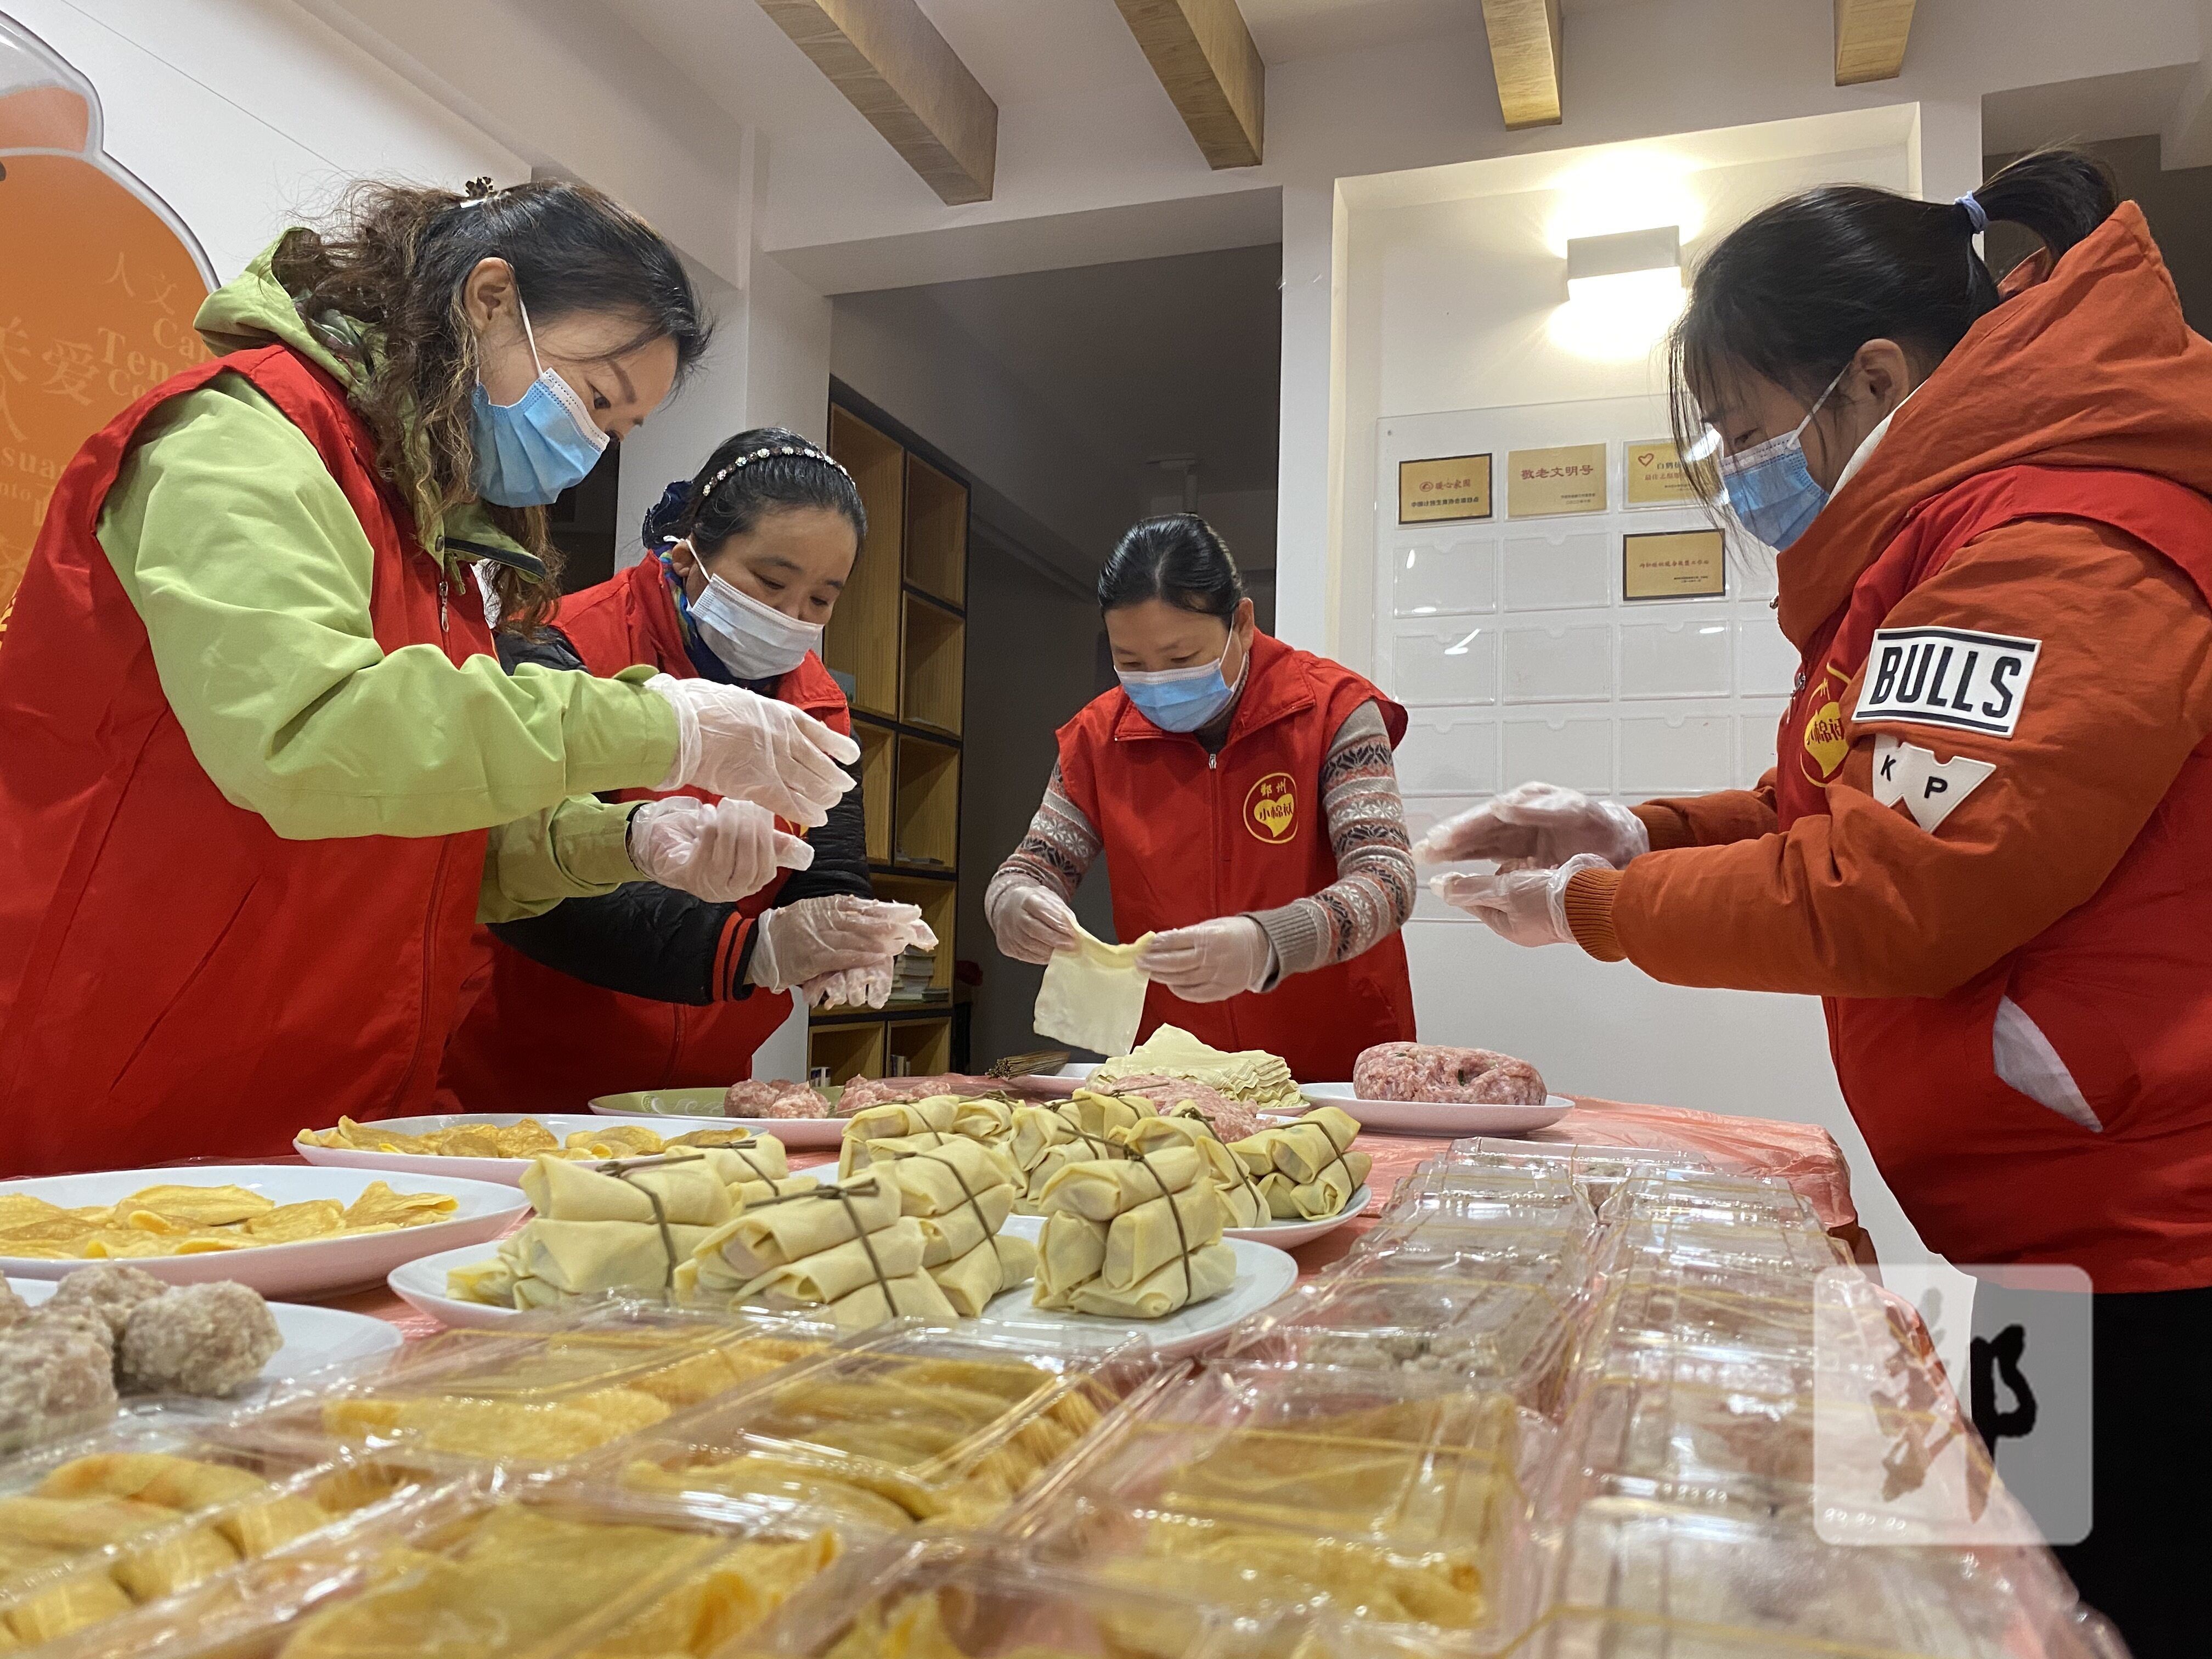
[1562,866,1626,962]
[712,912,755,1000]
[1632,802,1696,853]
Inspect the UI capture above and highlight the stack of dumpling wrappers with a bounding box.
[449,1142,805,1310]
[1091,1023,1305,1112]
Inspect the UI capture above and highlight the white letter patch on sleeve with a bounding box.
[1872,733,1995,832]
[1855,626,2040,738]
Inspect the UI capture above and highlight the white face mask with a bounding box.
[687,556,823,680]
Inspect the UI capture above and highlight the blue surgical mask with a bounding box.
[470,295,610,507]
[1716,362,1853,551]
[687,560,823,680]
[1120,640,1248,733]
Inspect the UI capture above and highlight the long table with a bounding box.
[324,1093,1867,1340]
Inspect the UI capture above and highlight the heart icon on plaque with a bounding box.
[1635,451,1655,467]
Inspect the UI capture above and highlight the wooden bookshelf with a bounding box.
[813,392,973,1079]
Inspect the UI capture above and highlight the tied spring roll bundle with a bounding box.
[1032,1148,1231,1319]
[1230,1107,1370,1221]
[680,1179,958,1333]
[1008,1105,1122,1214]
[876,1135,1035,1314]
[1119,1115,1268,1229]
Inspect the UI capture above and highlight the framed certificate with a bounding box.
[1623,528,1726,601]
[1398,454,1492,524]
[1624,438,1709,506]
[1505,443,1606,517]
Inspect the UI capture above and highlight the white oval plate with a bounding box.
[1221,1185,1371,1248]
[14,1276,402,1395]
[296,1113,762,1187]
[1296,1086,1573,1137]
[0,1166,529,1298]
[588,1088,848,1147]
[395,1218,1299,1359]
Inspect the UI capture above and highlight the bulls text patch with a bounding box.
[1854,626,2040,738]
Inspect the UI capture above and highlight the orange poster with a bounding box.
[0,19,214,617]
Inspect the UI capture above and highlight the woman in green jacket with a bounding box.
[0,178,857,1172]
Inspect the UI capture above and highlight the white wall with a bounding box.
[6,0,524,279]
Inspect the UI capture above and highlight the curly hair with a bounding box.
[269,178,710,630]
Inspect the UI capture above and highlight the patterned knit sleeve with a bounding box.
[986,763,1101,910]
[1248,701,1415,984]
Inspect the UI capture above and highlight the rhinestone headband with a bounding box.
[698,444,852,501]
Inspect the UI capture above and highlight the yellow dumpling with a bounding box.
[1,1572,134,1645]
[115,1185,273,1227]
[38,1453,268,1513]
[109,1523,242,1601]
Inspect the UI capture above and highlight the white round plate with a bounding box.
[0,1166,528,1298]
[588,1087,848,1147]
[1221,1185,1371,1248]
[397,1218,1300,1358]
[296,1113,766,1186]
[1296,1085,1573,1137]
[13,1277,402,1394]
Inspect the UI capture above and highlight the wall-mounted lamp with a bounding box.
[1551,224,1684,363]
[1564,224,1681,305]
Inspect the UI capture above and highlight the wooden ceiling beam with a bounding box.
[755,0,997,205]
[1113,0,1265,169]
[1833,0,1917,86]
[1480,0,1562,129]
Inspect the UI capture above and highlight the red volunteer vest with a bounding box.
[0,346,495,1175]
[1054,631,1417,1081]
[1777,465,2212,1290]
[436,555,851,1111]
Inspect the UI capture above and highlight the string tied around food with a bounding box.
[1128,1147,1194,1305]
[594,1152,703,1290]
[883,1146,997,1264]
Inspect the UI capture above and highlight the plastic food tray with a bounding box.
[1590,1214,1850,1283]
[16,1470,883,1659]
[1345,1215,1599,1289]
[1509,1494,2120,1659]
[1596,1170,1822,1230]
[1437,1138,1717,1210]
[0,1420,454,1652]
[236,1299,836,1475]
[1225,1259,1587,1412]
[1005,1362,1529,1644]
[736,1533,1449,1658]
[1377,1169,1597,1234]
[589,1327,1171,1532]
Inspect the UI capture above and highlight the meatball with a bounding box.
[0,1326,119,1456]
[117,1283,282,1397]
[24,1301,117,1358]
[0,1273,28,1330]
[48,1262,168,1339]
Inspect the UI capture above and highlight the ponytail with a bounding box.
[1668,147,2117,496]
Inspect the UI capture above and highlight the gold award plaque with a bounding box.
[1623,528,1726,601]
[1505,444,1607,517]
[1398,454,1492,524]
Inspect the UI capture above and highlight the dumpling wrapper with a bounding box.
[912,1186,1016,1267]
[1123,1119,1268,1226]
[1069,1241,1237,1318]
[843,1099,959,1142]
[929,1234,1037,1318]
[1092,1025,1302,1112]
[690,1178,903,1279]
[501,1217,719,1296]
[822,1270,957,1333]
[1259,1151,1373,1220]
[1260,1108,1362,1184]
[114,1185,273,1227]
[950,1098,1014,1142]
[36,1453,266,1511]
[741,1217,927,1307]
[733,1174,821,1210]
[1009,1106,1080,1171]
[1102,1182,1223,1291]
[876,1137,1022,1217]
[445,1257,518,1306]
[521,1155,735,1227]
[342,1182,458,1229]
[560,1124,665,1158]
[1034,925,1154,1058]
[1066,1089,1156,1141]
[242,1200,348,1243]
[1030,1213,1109,1311]
[1037,1146,1201,1221]
[578,1532,840,1658]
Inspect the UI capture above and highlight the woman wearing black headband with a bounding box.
[440,426,933,1107]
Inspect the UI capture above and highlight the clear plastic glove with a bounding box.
[985,882,1080,965]
[1414,781,1649,870]
[1136,916,1273,1003]
[628,796,812,904]
[647,674,859,829]
[1430,852,1610,947]
[748,895,938,992]
[802,960,894,1010]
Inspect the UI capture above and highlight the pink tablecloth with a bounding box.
[331,1094,1864,1339]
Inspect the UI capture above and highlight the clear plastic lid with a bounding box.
[1507,1495,2109,1659]
[1437,1140,1718,1211]
[1597,1171,1820,1229]
[589,1328,1165,1532]
[1346,1217,1595,1289]
[1578,1260,1821,1369]
[1592,1214,1849,1283]
[1378,1170,1596,1234]
[1009,1361,1527,1642]
[736,1533,1460,1658]
[0,1416,448,1646]
[241,1299,836,1472]
[25,1472,883,1659]
[1223,1260,1585,1410]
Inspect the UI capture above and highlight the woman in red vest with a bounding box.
[1427,153,2210,1655]
[987,515,1416,1081]
[439,428,934,1109]
[0,182,859,1174]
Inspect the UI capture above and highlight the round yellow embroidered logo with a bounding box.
[1245,772,1297,843]
[1801,665,1852,783]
